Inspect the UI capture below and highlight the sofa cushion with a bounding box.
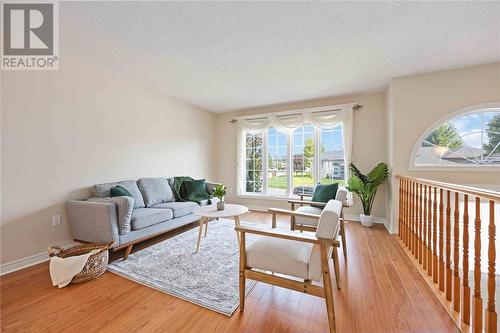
[93,180,145,208]
[137,178,174,207]
[131,208,173,230]
[183,179,208,201]
[88,196,134,235]
[110,185,133,198]
[151,201,198,218]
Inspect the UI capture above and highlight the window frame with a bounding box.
[409,103,500,172]
[241,124,345,198]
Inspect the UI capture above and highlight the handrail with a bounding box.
[396,175,498,333]
[396,175,500,202]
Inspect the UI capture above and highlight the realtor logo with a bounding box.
[1,2,59,70]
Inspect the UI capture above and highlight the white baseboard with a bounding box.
[247,206,397,234]
[0,241,80,276]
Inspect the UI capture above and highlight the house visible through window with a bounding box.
[243,124,345,197]
[413,107,500,167]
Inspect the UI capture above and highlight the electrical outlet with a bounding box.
[52,214,62,226]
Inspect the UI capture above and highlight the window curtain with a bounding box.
[235,104,356,195]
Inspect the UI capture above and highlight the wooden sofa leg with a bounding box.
[123,244,133,260]
[321,245,336,333]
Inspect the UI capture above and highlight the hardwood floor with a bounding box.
[1,211,459,333]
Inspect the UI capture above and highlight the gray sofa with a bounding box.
[66,177,218,258]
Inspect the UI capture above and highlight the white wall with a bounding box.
[1,55,216,264]
[214,92,388,221]
[386,62,500,231]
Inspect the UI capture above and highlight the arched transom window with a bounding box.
[412,105,500,168]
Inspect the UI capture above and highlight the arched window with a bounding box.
[411,104,500,169]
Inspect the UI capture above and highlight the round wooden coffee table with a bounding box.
[193,204,248,253]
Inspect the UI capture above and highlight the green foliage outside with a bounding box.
[423,123,463,148]
[484,115,500,155]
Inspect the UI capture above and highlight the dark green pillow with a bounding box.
[110,185,133,197]
[311,183,339,203]
[183,179,208,201]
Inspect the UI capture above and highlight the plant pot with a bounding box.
[360,214,374,227]
[217,201,225,211]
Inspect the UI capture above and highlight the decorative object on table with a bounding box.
[346,162,389,227]
[107,219,256,316]
[213,184,227,210]
[48,241,114,287]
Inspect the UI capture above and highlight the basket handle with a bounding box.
[94,241,115,254]
[48,246,63,257]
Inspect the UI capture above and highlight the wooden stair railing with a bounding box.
[397,176,498,333]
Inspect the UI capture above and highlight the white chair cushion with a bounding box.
[335,189,348,204]
[295,206,322,226]
[246,237,313,280]
[316,200,342,239]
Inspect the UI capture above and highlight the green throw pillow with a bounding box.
[311,183,339,203]
[110,185,133,198]
[183,179,208,201]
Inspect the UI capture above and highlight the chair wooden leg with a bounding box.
[123,244,133,260]
[204,218,209,237]
[239,232,246,312]
[321,245,336,333]
[340,219,347,258]
[332,246,341,289]
[234,216,241,248]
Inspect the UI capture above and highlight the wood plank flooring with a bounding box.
[1,211,459,332]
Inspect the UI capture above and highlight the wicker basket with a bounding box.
[48,241,114,284]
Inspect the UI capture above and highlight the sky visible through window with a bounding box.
[417,108,500,166]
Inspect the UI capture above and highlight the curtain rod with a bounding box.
[229,103,363,123]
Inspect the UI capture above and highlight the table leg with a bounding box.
[196,217,207,253]
[234,215,241,248]
[204,218,209,237]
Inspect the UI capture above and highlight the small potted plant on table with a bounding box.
[213,184,227,210]
[347,162,389,227]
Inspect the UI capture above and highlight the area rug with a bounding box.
[107,218,257,316]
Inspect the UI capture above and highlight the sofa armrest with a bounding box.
[66,200,120,246]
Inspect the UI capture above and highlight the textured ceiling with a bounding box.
[61,2,500,112]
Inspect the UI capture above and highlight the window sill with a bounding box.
[238,194,298,201]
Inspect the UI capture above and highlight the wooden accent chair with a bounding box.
[236,200,343,333]
[283,189,348,257]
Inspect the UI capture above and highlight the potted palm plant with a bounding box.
[346,162,389,227]
[213,184,227,211]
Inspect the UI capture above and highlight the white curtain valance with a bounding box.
[237,104,356,132]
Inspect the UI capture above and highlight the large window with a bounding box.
[245,132,263,193]
[267,128,287,196]
[320,125,345,185]
[292,125,315,194]
[243,124,345,197]
[413,106,500,168]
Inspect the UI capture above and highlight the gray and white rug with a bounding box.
[107,219,257,316]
